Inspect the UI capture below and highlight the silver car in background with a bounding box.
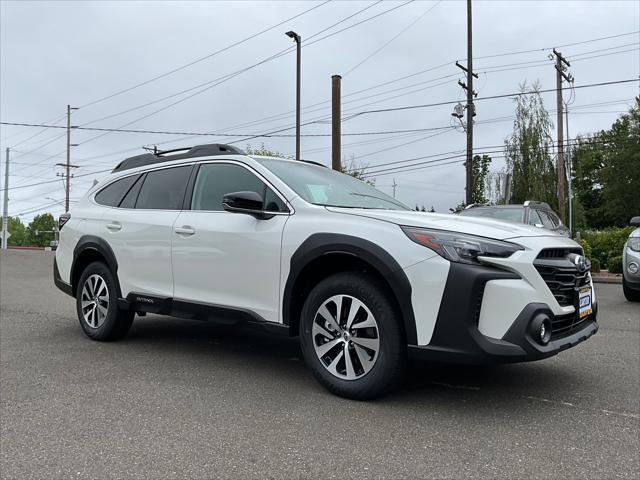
[623,216,640,302]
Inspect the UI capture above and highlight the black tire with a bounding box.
[76,261,134,341]
[623,277,640,302]
[299,272,406,400]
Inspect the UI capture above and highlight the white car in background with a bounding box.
[623,216,640,301]
[53,144,599,399]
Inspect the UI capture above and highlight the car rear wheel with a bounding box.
[76,262,134,341]
[623,277,640,302]
[299,272,406,400]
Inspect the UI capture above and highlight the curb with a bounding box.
[591,275,622,285]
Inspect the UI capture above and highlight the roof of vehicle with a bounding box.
[112,143,247,173]
[111,144,331,174]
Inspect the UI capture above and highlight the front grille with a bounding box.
[537,248,582,259]
[549,312,591,340]
[534,263,590,306]
[534,250,593,338]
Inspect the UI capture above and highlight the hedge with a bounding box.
[579,227,634,270]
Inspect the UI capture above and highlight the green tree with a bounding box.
[7,216,27,246]
[341,154,373,185]
[471,154,491,204]
[504,81,557,209]
[244,143,293,159]
[26,213,57,247]
[570,97,640,228]
[451,200,467,212]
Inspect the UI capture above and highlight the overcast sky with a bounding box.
[1,0,638,222]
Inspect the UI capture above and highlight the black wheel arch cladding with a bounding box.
[283,233,418,345]
[72,235,122,298]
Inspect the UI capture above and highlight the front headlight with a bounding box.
[401,226,524,265]
[627,237,640,252]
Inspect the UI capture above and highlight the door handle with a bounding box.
[106,222,122,231]
[174,226,195,236]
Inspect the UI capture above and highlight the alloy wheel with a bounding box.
[80,274,109,328]
[312,294,380,380]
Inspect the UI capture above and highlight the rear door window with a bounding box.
[94,174,140,207]
[135,166,192,210]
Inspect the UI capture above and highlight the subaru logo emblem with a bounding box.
[574,255,589,273]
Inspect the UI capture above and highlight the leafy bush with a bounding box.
[608,255,623,274]
[581,227,633,269]
[579,239,592,259]
[590,258,601,273]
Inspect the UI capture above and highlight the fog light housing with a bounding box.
[530,313,552,345]
[628,262,639,274]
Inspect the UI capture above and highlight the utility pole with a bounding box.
[552,49,572,223]
[392,178,398,198]
[465,0,473,206]
[455,0,477,206]
[565,106,573,236]
[2,148,10,250]
[332,75,342,171]
[285,31,301,160]
[64,104,78,213]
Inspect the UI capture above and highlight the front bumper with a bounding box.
[408,262,598,364]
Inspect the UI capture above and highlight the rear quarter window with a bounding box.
[94,175,140,207]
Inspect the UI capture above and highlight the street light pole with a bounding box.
[286,31,301,161]
[2,148,10,250]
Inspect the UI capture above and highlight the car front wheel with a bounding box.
[300,272,406,400]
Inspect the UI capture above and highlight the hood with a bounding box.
[325,207,564,241]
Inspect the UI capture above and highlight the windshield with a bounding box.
[459,207,524,223]
[257,158,410,210]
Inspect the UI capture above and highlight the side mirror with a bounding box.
[223,191,272,219]
[630,216,640,227]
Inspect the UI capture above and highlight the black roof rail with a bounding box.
[250,155,328,168]
[112,143,246,173]
[300,159,328,168]
[524,200,551,209]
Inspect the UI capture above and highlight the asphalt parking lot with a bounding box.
[1,249,638,479]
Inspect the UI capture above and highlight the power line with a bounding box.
[4,94,635,180]
[343,0,442,76]
[6,0,388,176]
[15,200,64,217]
[74,1,395,134]
[1,168,111,192]
[77,1,333,109]
[3,4,332,155]
[12,32,634,166]
[353,135,637,177]
[344,78,640,118]
[1,121,460,137]
[4,113,67,148]
[233,79,638,145]
[473,30,639,60]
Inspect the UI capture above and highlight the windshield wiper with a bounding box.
[348,192,388,201]
[348,192,405,208]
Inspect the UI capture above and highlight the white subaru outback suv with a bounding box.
[54,144,598,399]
